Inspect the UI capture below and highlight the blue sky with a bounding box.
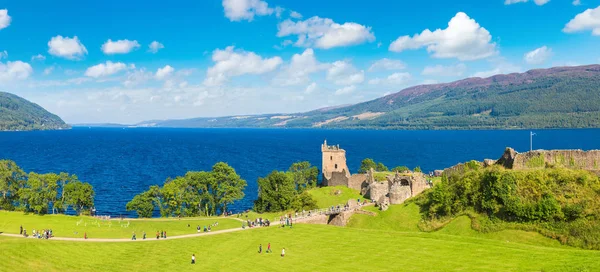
[0,0,599,124]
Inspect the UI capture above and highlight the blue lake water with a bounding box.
[1,127,599,217]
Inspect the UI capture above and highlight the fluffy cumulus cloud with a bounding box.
[101,39,140,55]
[368,72,411,85]
[204,46,283,86]
[326,61,364,85]
[504,0,550,5]
[272,49,329,86]
[563,6,600,36]
[148,41,165,53]
[123,69,153,87]
[290,11,302,19]
[48,36,88,60]
[389,12,497,61]
[368,58,406,72]
[84,61,131,78]
[0,61,33,82]
[277,16,375,49]
[155,65,175,80]
[421,63,467,77]
[334,85,356,95]
[305,82,318,94]
[524,46,552,64]
[31,54,46,61]
[222,0,275,21]
[0,9,10,30]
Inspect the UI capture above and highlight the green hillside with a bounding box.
[0,92,69,131]
[139,65,600,130]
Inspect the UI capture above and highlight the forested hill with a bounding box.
[136,64,600,130]
[0,92,70,131]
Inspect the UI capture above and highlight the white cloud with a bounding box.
[573,0,581,5]
[0,9,11,30]
[0,61,33,82]
[422,63,467,76]
[272,48,328,86]
[368,72,412,85]
[222,0,274,21]
[335,85,356,95]
[389,12,497,61]
[0,50,7,59]
[122,69,153,87]
[277,16,375,49]
[326,60,364,85]
[524,46,552,64]
[148,41,165,53]
[472,59,521,78]
[305,82,318,94]
[204,46,283,86]
[48,36,88,60]
[563,6,600,36]
[368,58,406,72]
[504,0,550,5]
[43,66,54,75]
[101,39,140,55]
[84,61,130,78]
[290,11,302,19]
[31,54,46,61]
[155,65,175,80]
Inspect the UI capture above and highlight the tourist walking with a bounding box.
[281,248,285,257]
[266,243,272,253]
[156,231,159,239]
[164,231,167,238]
[132,232,136,240]
[143,231,146,240]
[19,225,23,235]
[258,244,262,253]
[84,232,87,239]
[191,254,196,264]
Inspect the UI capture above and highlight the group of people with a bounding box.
[131,231,147,240]
[156,230,167,239]
[279,215,293,228]
[258,243,285,257]
[243,217,270,229]
[20,225,53,239]
[195,222,219,233]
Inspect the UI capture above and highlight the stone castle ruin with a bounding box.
[321,140,430,209]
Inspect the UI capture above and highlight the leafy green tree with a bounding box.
[254,171,297,213]
[288,161,318,192]
[291,191,318,211]
[126,191,154,218]
[19,173,59,214]
[0,160,26,210]
[376,162,389,172]
[358,158,377,174]
[64,181,95,215]
[211,162,246,215]
[392,166,410,172]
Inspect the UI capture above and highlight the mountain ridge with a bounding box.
[0,92,70,131]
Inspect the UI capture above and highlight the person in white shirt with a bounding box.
[191,254,196,264]
[281,248,285,257]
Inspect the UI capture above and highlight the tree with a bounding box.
[126,191,154,218]
[376,162,389,172]
[211,162,246,215]
[413,166,422,173]
[288,161,319,192]
[254,171,297,213]
[291,191,318,211]
[19,172,59,214]
[64,181,95,215]
[358,158,377,174]
[392,166,410,172]
[0,160,26,210]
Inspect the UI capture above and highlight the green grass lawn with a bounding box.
[1,223,599,272]
[347,202,422,232]
[0,211,241,239]
[307,186,365,208]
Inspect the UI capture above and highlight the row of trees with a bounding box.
[253,161,319,213]
[358,158,420,174]
[126,162,246,218]
[0,160,95,215]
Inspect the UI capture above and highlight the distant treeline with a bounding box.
[0,160,95,215]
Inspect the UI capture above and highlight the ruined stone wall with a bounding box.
[410,173,429,196]
[498,148,600,171]
[322,141,350,181]
[323,170,350,187]
[366,182,389,202]
[389,184,412,205]
[348,174,367,191]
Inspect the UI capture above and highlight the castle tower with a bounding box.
[321,140,350,186]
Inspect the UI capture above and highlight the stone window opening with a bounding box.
[400,179,410,186]
[330,156,333,160]
[335,164,338,169]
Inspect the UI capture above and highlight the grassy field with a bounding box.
[1,222,599,272]
[0,211,241,239]
[307,186,365,208]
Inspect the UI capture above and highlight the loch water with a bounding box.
[1,127,599,217]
